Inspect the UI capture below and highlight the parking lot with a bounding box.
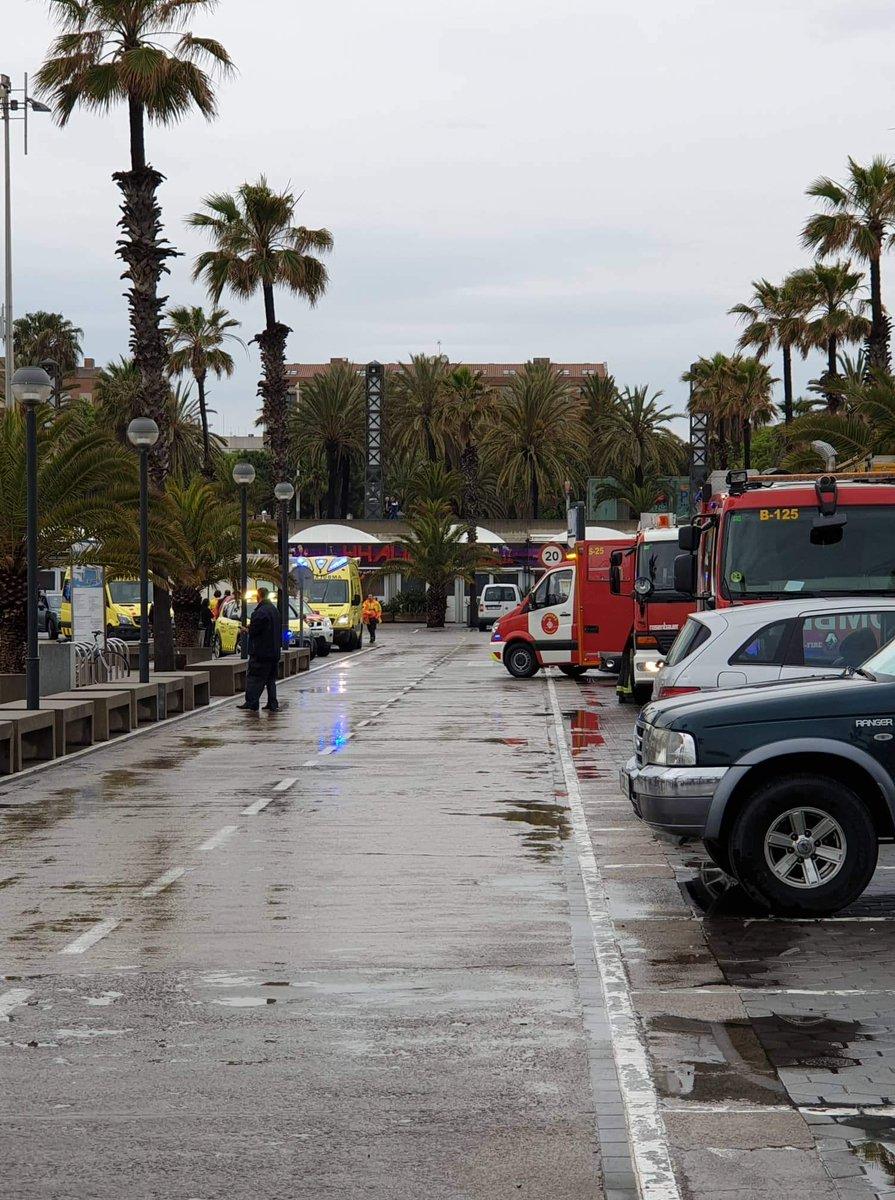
[2,628,895,1198]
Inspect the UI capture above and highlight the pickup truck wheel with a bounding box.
[729,774,877,916]
[316,638,330,657]
[702,837,733,876]
[504,642,539,679]
[558,665,588,678]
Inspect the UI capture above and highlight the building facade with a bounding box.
[286,357,608,395]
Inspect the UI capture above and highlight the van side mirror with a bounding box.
[609,565,621,595]
[673,553,696,595]
[353,593,361,605]
[678,524,699,553]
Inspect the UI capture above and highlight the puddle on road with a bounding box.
[752,1013,867,1073]
[842,1117,895,1188]
[212,997,275,1008]
[648,1013,786,1104]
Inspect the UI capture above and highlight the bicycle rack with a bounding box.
[106,638,131,680]
[73,638,131,686]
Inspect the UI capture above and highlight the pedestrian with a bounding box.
[210,589,223,619]
[362,593,382,644]
[237,586,282,712]
[199,597,214,647]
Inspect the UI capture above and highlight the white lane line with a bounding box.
[664,1104,794,1114]
[0,988,32,1020]
[242,797,275,816]
[356,720,370,729]
[59,917,121,956]
[273,778,297,793]
[140,867,186,897]
[302,759,320,767]
[547,674,681,1200]
[197,825,238,852]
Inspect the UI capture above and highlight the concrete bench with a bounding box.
[0,721,14,775]
[153,670,210,710]
[296,647,311,673]
[0,709,57,770]
[178,659,247,697]
[281,648,298,677]
[152,673,188,718]
[81,681,159,726]
[52,689,132,741]
[0,698,94,756]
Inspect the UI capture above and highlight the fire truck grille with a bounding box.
[653,630,678,655]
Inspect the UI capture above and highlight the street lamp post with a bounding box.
[232,462,256,658]
[2,75,51,409]
[127,417,160,684]
[274,482,295,644]
[11,366,52,708]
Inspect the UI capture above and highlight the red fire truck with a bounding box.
[674,470,895,612]
[609,516,697,703]
[490,534,635,678]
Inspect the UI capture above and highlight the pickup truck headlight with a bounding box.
[642,723,696,766]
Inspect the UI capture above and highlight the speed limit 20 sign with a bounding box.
[539,543,565,568]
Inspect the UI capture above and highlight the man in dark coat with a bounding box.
[237,587,283,712]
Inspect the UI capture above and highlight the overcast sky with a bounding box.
[11,0,895,435]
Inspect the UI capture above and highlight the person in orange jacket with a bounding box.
[362,594,382,644]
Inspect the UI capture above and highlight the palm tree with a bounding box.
[401,501,488,628]
[599,385,684,484]
[803,156,895,377]
[13,312,83,400]
[443,365,494,624]
[785,371,895,468]
[591,475,678,519]
[165,305,243,475]
[729,277,808,424]
[683,354,735,465]
[404,460,464,510]
[37,0,234,489]
[579,371,620,470]
[389,355,450,464]
[292,361,364,518]
[788,261,870,411]
[482,361,582,518]
[189,179,333,481]
[0,408,133,672]
[724,356,778,468]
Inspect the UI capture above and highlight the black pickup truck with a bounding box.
[620,654,895,914]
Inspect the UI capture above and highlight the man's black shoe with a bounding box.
[236,703,258,711]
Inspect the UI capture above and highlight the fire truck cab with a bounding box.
[674,470,895,612]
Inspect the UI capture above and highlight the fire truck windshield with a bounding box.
[637,540,680,593]
[722,505,895,598]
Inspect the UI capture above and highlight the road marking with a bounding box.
[242,797,274,816]
[664,1104,794,1114]
[59,917,121,955]
[197,825,238,852]
[140,867,186,897]
[0,988,32,1020]
[356,720,370,728]
[547,675,681,1200]
[603,863,669,869]
[273,778,297,793]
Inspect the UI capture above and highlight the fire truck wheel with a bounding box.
[558,665,588,678]
[504,642,539,679]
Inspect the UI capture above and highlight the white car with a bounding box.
[301,600,333,657]
[477,583,522,630]
[652,597,895,702]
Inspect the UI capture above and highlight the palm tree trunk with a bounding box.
[324,442,338,519]
[339,451,350,518]
[530,465,539,520]
[424,418,437,464]
[782,345,793,425]
[171,587,202,650]
[115,96,177,670]
[742,419,752,470]
[257,282,293,482]
[868,252,890,378]
[824,336,840,413]
[426,581,448,628]
[460,442,480,628]
[195,370,212,477]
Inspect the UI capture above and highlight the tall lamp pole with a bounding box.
[2,75,51,409]
[11,366,52,708]
[274,482,295,644]
[233,462,255,658]
[127,417,159,683]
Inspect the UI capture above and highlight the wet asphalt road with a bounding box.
[5,627,895,1199]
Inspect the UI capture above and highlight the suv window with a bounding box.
[665,618,711,667]
[787,610,895,669]
[730,619,791,666]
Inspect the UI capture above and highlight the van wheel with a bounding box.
[558,665,587,678]
[47,617,59,641]
[729,774,877,916]
[504,642,539,679]
[211,634,223,659]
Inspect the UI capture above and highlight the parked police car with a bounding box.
[621,633,895,915]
